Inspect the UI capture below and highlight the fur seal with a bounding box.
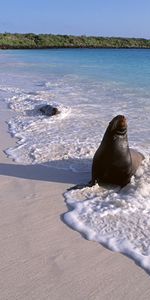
[91,115,144,187]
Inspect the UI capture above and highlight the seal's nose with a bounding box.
[118,115,127,128]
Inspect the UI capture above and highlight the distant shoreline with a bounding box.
[1,33,150,49]
[1,46,150,50]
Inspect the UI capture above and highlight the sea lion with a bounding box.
[91,115,144,187]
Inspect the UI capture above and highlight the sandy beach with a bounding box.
[0,103,150,300]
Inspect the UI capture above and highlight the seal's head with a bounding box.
[109,115,127,136]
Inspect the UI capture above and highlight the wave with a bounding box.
[64,154,150,272]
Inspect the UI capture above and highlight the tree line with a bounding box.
[0,33,150,49]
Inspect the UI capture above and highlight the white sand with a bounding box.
[0,103,150,300]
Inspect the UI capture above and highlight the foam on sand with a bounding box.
[64,154,150,272]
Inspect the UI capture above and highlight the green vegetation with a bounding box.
[1,33,150,49]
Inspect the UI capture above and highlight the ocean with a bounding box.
[0,48,150,271]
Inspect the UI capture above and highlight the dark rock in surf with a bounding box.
[39,105,60,116]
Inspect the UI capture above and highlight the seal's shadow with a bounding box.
[0,158,91,185]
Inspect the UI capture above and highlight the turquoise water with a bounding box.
[1,49,150,89]
[0,49,150,271]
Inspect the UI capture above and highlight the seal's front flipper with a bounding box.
[130,148,145,174]
[87,179,95,187]
[67,180,95,191]
[67,183,87,191]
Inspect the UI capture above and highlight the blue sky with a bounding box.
[0,0,150,38]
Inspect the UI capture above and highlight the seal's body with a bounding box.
[91,115,144,187]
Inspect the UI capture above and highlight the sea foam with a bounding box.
[3,74,149,168]
[64,155,150,272]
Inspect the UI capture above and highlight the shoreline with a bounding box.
[1,46,150,50]
[1,33,150,50]
[0,96,150,299]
